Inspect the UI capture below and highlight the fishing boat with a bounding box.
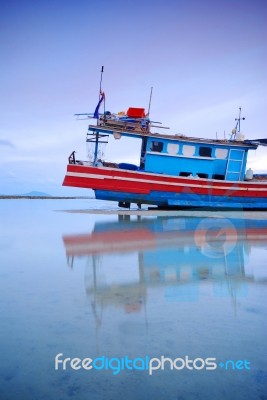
[63,71,267,210]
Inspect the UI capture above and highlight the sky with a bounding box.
[1,0,267,195]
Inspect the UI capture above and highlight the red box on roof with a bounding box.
[127,107,146,118]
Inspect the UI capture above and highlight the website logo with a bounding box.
[55,354,250,375]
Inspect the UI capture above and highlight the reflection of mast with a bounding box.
[222,242,241,315]
[86,257,147,312]
[67,255,74,269]
[89,255,102,354]
[138,252,148,331]
[82,247,148,352]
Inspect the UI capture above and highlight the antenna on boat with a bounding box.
[235,107,245,133]
[147,86,153,116]
[231,107,245,140]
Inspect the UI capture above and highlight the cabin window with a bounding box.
[179,172,192,177]
[167,143,179,155]
[182,145,195,157]
[212,174,225,180]
[215,148,228,159]
[199,146,212,157]
[151,141,163,152]
[197,173,208,179]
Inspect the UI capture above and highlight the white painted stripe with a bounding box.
[146,151,215,160]
[69,164,267,185]
[66,238,157,254]
[66,171,267,192]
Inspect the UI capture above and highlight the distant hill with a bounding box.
[0,191,93,199]
[22,191,52,197]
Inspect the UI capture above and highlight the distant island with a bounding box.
[0,190,92,200]
[22,191,52,197]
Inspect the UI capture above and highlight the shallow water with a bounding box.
[0,199,266,400]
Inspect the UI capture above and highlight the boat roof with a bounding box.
[89,123,258,149]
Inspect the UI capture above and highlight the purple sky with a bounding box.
[1,0,266,194]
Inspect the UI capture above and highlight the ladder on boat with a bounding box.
[225,149,245,181]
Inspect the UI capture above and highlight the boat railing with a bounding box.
[68,151,76,164]
[68,151,91,166]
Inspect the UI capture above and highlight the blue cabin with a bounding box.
[89,114,256,182]
[143,135,254,181]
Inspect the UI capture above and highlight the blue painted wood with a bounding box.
[95,189,267,209]
[144,137,250,181]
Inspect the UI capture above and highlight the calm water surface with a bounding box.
[0,199,266,400]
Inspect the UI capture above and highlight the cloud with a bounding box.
[0,139,16,148]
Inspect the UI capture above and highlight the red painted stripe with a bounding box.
[64,229,155,245]
[63,174,267,198]
[63,227,267,256]
[66,164,267,190]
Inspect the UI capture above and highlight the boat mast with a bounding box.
[93,66,104,165]
[147,86,153,116]
[99,66,104,95]
[99,66,105,113]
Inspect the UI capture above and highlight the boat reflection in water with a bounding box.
[63,214,267,319]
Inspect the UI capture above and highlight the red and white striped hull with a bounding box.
[63,164,267,209]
